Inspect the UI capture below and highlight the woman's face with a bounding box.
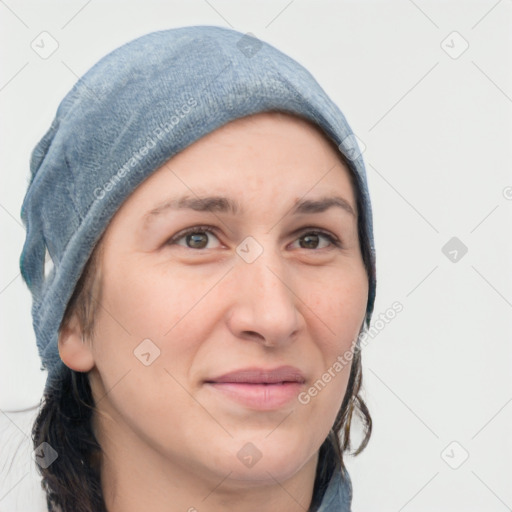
[82,112,368,487]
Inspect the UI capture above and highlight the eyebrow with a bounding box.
[144,194,356,224]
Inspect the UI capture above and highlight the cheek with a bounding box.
[98,257,214,341]
[88,264,211,446]
[305,265,368,347]
[295,268,366,431]
[296,353,353,456]
[89,258,219,404]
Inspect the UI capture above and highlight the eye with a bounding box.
[166,226,341,251]
[167,226,222,249]
[290,229,341,250]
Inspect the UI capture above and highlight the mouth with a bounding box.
[204,366,306,410]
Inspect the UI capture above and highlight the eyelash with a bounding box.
[166,225,342,250]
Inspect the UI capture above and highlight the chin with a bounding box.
[210,437,315,485]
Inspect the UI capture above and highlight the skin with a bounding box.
[59,111,368,512]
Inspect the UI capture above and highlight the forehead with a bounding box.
[107,110,358,227]
[208,111,342,150]
[201,111,355,185]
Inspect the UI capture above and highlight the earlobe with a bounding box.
[58,315,95,372]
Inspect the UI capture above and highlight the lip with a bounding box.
[204,366,306,410]
[206,366,306,385]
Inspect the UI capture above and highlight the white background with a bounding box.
[1,1,511,511]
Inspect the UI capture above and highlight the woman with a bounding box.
[20,25,376,512]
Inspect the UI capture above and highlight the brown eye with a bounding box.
[293,230,340,250]
[300,233,321,249]
[167,226,221,250]
[186,233,209,249]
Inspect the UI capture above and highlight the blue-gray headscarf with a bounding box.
[20,25,376,398]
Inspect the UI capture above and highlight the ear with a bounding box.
[58,312,95,372]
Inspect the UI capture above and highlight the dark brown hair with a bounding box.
[31,115,373,512]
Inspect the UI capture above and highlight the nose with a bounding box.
[226,244,302,348]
